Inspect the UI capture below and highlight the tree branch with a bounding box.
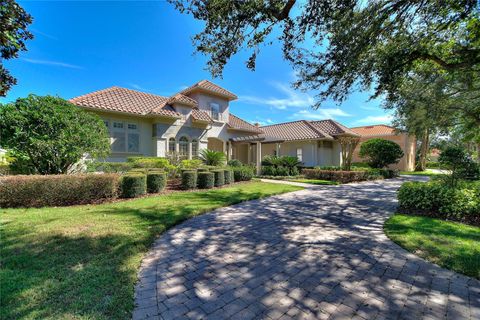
[272,0,296,21]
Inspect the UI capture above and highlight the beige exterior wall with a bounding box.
[352,133,416,171]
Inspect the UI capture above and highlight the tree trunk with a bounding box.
[415,128,429,171]
[477,142,480,163]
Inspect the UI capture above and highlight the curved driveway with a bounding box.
[133,178,480,320]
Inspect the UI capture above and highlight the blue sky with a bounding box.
[2,1,393,127]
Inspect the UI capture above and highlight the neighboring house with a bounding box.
[71,80,398,173]
[351,125,416,171]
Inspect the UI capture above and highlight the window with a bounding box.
[168,137,176,154]
[296,148,303,161]
[103,120,109,128]
[179,136,189,157]
[110,121,139,153]
[192,139,199,158]
[210,103,220,121]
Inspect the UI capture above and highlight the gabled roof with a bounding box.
[260,120,333,141]
[180,80,238,100]
[350,124,397,136]
[228,114,263,133]
[191,108,213,123]
[310,120,359,137]
[167,93,198,107]
[70,86,181,118]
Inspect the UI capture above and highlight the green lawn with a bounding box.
[290,179,339,185]
[399,170,446,176]
[385,214,480,279]
[0,182,302,320]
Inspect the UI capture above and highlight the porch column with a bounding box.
[222,140,227,155]
[256,142,262,175]
[227,141,233,160]
[275,143,281,156]
[188,141,192,160]
[247,144,251,164]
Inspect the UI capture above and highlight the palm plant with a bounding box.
[199,149,226,166]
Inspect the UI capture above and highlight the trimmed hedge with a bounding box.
[197,172,214,189]
[181,171,197,190]
[212,170,225,187]
[224,169,233,184]
[232,166,254,182]
[302,168,397,183]
[197,168,209,172]
[0,174,120,208]
[146,172,167,193]
[127,157,171,168]
[87,161,133,173]
[398,181,480,225]
[121,174,146,198]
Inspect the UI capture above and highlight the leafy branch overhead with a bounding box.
[169,0,480,105]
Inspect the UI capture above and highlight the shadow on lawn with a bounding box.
[1,188,275,319]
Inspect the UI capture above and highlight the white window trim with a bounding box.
[296,147,303,162]
[106,119,141,154]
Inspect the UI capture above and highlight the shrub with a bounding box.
[0,174,120,207]
[87,161,133,173]
[398,181,480,225]
[261,165,277,176]
[180,159,204,170]
[224,169,233,184]
[197,168,209,172]
[146,172,167,193]
[127,157,171,168]
[0,164,9,176]
[352,162,370,168]
[232,166,254,182]
[439,147,479,186]
[212,169,225,187]
[359,138,404,168]
[197,172,214,189]
[302,168,387,183]
[0,95,110,174]
[121,174,147,198]
[199,149,226,166]
[276,166,290,176]
[426,161,441,169]
[181,171,197,190]
[227,159,243,167]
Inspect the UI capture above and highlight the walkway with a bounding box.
[133,177,480,320]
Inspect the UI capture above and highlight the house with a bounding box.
[350,125,416,171]
[70,80,396,173]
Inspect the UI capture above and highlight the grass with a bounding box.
[0,181,302,320]
[385,214,480,279]
[290,179,339,185]
[399,170,446,176]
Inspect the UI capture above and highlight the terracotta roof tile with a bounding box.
[350,124,397,136]
[181,80,237,100]
[167,93,198,107]
[310,120,359,136]
[70,86,181,118]
[191,108,213,123]
[260,120,332,141]
[228,114,263,133]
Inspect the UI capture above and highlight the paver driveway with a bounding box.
[133,178,480,320]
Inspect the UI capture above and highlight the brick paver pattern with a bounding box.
[133,178,480,320]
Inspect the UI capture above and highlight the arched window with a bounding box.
[192,139,199,158]
[168,137,176,154]
[179,136,189,157]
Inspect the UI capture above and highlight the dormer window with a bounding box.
[210,103,220,121]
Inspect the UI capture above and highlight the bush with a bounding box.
[227,159,243,167]
[181,171,197,190]
[0,164,9,176]
[197,172,214,189]
[180,159,204,170]
[87,161,133,173]
[302,168,388,183]
[398,181,480,225]
[146,172,167,193]
[199,149,226,166]
[212,169,225,187]
[439,146,480,186]
[261,165,277,176]
[121,174,147,198]
[359,138,404,168]
[127,157,171,169]
[224,169,233,184]
[426,161,441,169]
[232,166,254,182]
[0,95,110,174]
[0,174,120,208]
[261,155,301,176]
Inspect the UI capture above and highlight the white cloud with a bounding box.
[247,117,275,126]
[290,108,352,120]
[31,28,58,40]
[22,58,82,69]
[354,114,393,125]
[359,104,380,111]
[239,81,315,110]
[129,83,148,91]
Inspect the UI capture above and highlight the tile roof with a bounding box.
[70,86,181,118]
[260,120,333,141]
[167,93,198,107]
[228,114,263,133]
[181,80,238,100]
[191,108,213,123]
[350,124,397,136]
[310,120,360,137]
